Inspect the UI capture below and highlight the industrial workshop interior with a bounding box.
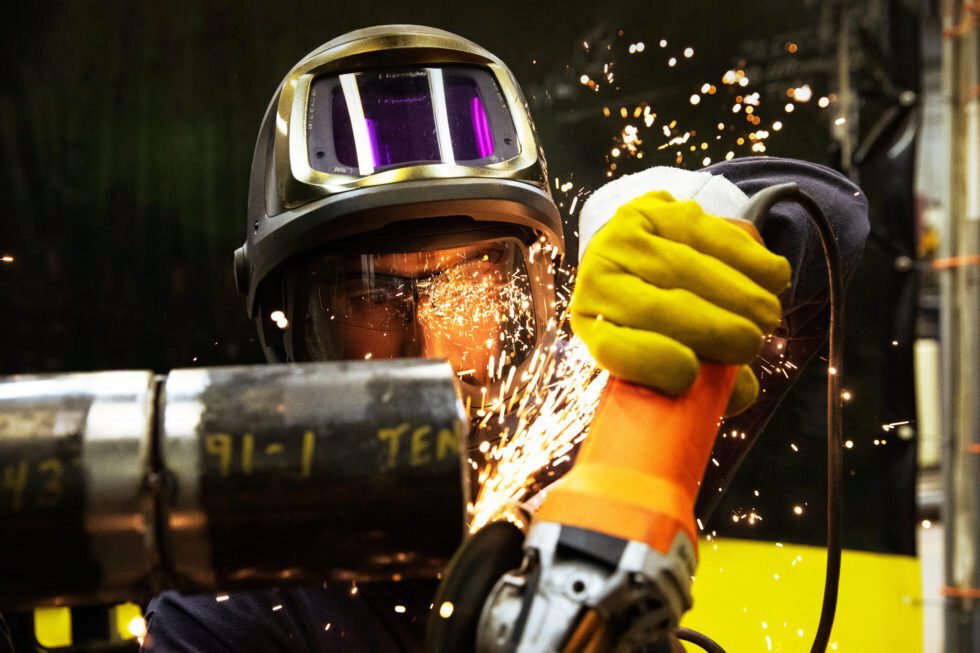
[1,1,977,651]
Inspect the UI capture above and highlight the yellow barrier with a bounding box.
[683,538,923,652]
[33,602,144,649]
[33,607,71,649]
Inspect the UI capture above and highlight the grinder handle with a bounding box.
[534,212,766,555]
[534,364,737,555]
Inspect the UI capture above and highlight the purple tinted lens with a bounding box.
[308,66,518,174]
[472,97,494,158]
[445,76,494,160]
[331,73,440,168]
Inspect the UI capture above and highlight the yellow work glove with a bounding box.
[569,190,792,416]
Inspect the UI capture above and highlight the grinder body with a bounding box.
[474,367,736,652]
[427,204,777,653]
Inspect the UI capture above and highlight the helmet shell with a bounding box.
[236,25,563,364]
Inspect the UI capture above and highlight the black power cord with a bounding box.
[679,183,845,653]
[796,187,845,653]
[675,627,727,653]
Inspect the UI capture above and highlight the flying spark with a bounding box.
[464,29,821,541]
[470,332,607,530]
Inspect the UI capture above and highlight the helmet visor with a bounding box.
[303,239,538,386]
[305,66,521,176]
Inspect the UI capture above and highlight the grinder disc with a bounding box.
[425,520,525,652]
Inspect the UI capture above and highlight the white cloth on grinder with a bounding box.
[578,166,750,261]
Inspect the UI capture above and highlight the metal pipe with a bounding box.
[941,0,980,648]
[0,371,158,608]
[0,360,469,610]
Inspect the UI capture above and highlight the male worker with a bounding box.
[143,25,867,651]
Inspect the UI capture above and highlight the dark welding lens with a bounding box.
[305,66,521,175]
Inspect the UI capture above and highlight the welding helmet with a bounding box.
[235,25,564,408]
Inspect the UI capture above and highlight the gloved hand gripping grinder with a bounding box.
[426,184,829,653]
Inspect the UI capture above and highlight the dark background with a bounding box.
[0,0,922,552]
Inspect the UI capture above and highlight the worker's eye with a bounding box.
[348,289,395,306]
[343,276,410,303]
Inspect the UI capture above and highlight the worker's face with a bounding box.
[305,240,537,386]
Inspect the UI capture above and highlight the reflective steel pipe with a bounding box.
[0,360,468,609]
